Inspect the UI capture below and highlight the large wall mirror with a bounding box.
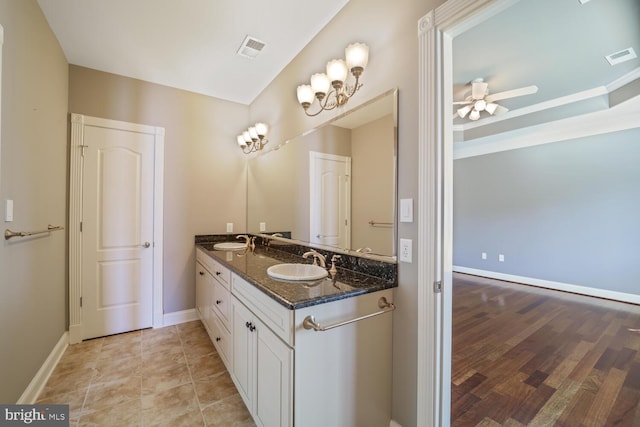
[247,88,398,259]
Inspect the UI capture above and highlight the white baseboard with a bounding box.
[18,332,69,404]
[163,308,199,327]
[453,266,640,305]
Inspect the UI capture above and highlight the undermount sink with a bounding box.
[267,263,328,281]
[213,242,247,251]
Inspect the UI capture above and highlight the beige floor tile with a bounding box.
[201,394,254,427]
[194,372,238,407]
[40,367,95,399]
[143,338,184,360]
[93,355,142,384]
[188,352,227,380]
[145,408,205,427]
[142,360,192,395]
[142,346,186,372]
[78,398,142,427]
[64,338,104,358]
[36,388,87,422]
[98,340,141,360]
[183,340,216,362]
[176,320,204,333]
[142,383,201,425]
[84,376,141,412]
[103,330,142,346]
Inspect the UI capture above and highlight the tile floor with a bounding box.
[37,320,255,427]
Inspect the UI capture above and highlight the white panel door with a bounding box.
[309,152,351,248]
[82,125,154,339]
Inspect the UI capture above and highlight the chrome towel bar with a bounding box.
[302,296,396,332]
[5,225,64,240]
[368,220,393,227]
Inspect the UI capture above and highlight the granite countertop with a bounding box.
[196,243,396,310]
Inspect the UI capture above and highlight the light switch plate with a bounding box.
[400,238,412,263]
[226,223,233,233]
[260,222,266,232]
[5,199,14,222]
[400,199,413,223]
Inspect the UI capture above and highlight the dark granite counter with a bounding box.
[196,242,397,310]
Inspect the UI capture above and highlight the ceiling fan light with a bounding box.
[474,99,487,112]
[485,103,499,115]
[469,109,481,121]
[457,105,472,118]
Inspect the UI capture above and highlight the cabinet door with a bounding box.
[195,262,209,321]
[255,323,293,427]
[232,298,255,411]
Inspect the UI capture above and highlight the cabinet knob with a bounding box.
[249,323,256,332]
[199,271,204,276]
[216,299,222,305]
[245,321,251,328]
[215,337,221,342]
[216,271,222,276]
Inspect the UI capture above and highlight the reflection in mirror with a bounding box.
[247,89,398,258]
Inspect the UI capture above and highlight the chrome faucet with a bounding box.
[236,234,250,247]
[302,250,326,268]
[329,255,341,276]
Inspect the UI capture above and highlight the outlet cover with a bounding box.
[481,252,487,260]
[226,223,233,233]
[259,222,266,232]
[499,254,505,262]
[400,238,412,263]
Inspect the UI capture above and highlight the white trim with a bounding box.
[453,266,640,305]
[163,309,199,327]
[453,103,640,159]
[18,332,69,404]
[68,114,165,343]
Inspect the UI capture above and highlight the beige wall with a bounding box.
[351,114,395,255]
[248,0,445,424]
[68,66,249,313]
[0,0,69,402]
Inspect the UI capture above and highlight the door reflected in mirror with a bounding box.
[247,89,398,258]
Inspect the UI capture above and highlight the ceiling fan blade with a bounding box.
[485,85,538,103]
[471,81,488,100]
[453,100,473,105]
[494,105,509,115]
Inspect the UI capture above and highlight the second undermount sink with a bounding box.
[267,263,328,281]
[213,242,247,251]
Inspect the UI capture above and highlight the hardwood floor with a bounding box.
[451,273,640,426]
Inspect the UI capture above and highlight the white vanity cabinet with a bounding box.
[195,248,233,368]
[232,276,293,427]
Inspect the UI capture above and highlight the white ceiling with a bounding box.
[37,0,349,105]
[452,0,640,137]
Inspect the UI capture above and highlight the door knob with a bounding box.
[142,242,151,248]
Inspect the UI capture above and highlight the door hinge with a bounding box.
[80,221,83,232]
[434,280,442,293]
[79,144,88,157]
[80,297,83,307]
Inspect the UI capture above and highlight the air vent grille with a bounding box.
[605,47,637,66]
[237,35,266,59]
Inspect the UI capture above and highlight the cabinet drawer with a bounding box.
[211,316,232,371]
[212,280,231,329]
[196,248,231,290]
[232,274,294,346]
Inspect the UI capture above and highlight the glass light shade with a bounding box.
[243,131,252,143]
[237,135,247,147]
[469,109,481,121]
[297,84,314,105]
[474,99,487,112]
[310,73,330,95]
[457,105,471,119]
[248,127,258,140]
[254,122,268,137]
[485,103,499,115]
[345,43,369,70]
[326,59,348,83]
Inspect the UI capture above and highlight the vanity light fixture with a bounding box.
[296,42,369,117]
[237,122,269,154]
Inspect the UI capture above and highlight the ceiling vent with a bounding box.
[605,47,637,66]
[237,35,266,59]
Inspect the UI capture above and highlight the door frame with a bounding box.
[69,113,165,344]
[416,0,514,425]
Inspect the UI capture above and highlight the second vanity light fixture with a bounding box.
[237,122,269,154]
[296,42,369,117]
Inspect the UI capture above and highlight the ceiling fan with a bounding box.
[454,78,538,121]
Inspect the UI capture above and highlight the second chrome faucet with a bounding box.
[302,249,326,268]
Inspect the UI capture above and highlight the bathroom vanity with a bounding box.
[195,236,397,427]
